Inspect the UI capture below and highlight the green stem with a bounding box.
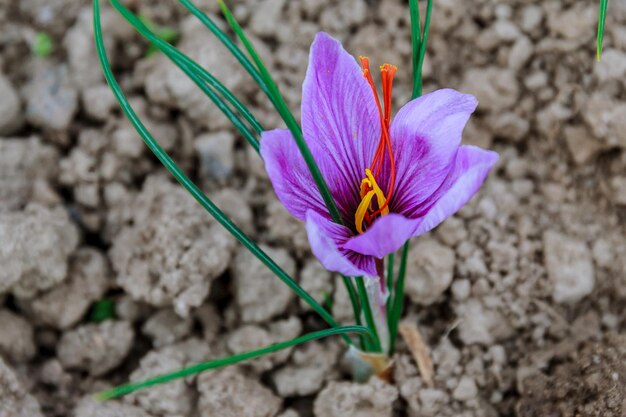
[216,0,344,226]
[385,252,395,318]
[355,277,381,352]
[409,0,422,99]
[93,0,348,344]
[388,242,409,354]
[596,0,609,61]
[96,325,373,400]
[178,0,270,96]
[110,0,262,147]
[414,0,433,98]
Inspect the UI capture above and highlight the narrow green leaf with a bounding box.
[90,298,115,322]
[355,277,381,352]
[95,325,373,400]
[596,0,609,61]
[385,252,395,318]
[109,0,262,149]
[93,0,347,344]
[33,32,54,57]
[414,0,433,98]
[178,0,270,95]
[409,0,422,99]
[388,242,409,354]
[216,0,345,226]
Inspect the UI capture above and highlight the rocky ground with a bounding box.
[1,0,625,416]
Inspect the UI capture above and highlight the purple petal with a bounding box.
[343,213,424,259]
[301,32,381,219]
[260,128,327,221]
[411,145,499,235]
[390,89,478,217]
[305,210,376,277]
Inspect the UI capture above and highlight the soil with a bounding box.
[1,0,625,416]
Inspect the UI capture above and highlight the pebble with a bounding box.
[0,73,22,135]
[543,231,595,303]
[453,376,478,401]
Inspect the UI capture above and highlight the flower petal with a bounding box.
[389,89,478,217]
[301,32,381,219]
[411,145,499,235]
[260,128,327,221]
[343,213,423,259]
[305,210,376,277]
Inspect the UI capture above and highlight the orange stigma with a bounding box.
[355,56,397,233]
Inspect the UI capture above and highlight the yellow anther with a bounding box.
[354,169,389,234]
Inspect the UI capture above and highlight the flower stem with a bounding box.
[93,0,348,345]
[96,325,373,400]
[596,0,609,62]
[409,0,422,99]
[355,277,382,352]
[388,242,410,354]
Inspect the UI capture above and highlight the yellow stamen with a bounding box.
[355,169,390,234]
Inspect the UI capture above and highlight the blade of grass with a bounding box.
[178,0,270,96]
[110,0,263,146]
[93,0,348,344]
[409,0,422,99]
[96,325,373,400]
[596,0,609,61]
[216,0,344,226]
[388,242,409,354]
[414,0,433,97]
[355,277,381,352]
[214,0,363,336]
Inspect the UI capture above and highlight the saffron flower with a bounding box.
[261,33,498,278]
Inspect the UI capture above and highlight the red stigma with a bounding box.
[358,56,397,221]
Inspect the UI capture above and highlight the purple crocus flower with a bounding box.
[261,32,498,278]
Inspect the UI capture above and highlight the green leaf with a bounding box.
[596,0,609,61]
[110,0,262,149]
[93,0,347,344]
[33,32,54,57]
[388,242,410,354]
[95,325,373,400]
[138,14,180,57]
[90,298,115,322]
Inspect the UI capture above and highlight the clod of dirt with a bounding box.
[0,73,23,135]
[0,309,36,362]
[264,200,311,256]
[543,230,595,304]
[314,377,398,417]
[142,308,193,348]
[125,338,211,416]
[0,204,79,299]
[195,131,235,182]
[232,245,296,323]
[404,238,456,306]
[197,367,282,417]
[461,67,519,112]
[517,333,626,417]
[454,299,513,346]
[272,340,341,397]
[0,358,44,417]
[143,16,255,131]
[0,136,59,211]
[110,175,235,317]
[57,321,134,376]
[21,248,109,329]
[299,258,332,312]
[226,317,301,373]
[73,397,156,417]
[23,64,78,132]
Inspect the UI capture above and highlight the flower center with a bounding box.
[354,57,397,234]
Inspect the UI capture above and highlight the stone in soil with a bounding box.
[21,248,110,329]
[0,358,44,417]
[110,175,235,317]
[0,136,59,211]
[232,244,296,323]
[197,367,282,417]
[73,397,156,417]
[0,309,36,363]
[0,204,79,299]
[404,238,456,306]
[57,320,134,376]
[543,230,595,304]
[0,73,23,135]
[314,377,398,417]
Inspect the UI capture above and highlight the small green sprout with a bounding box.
[138,14,180,57]
[90,298,116,322]
[32,32,54,57]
